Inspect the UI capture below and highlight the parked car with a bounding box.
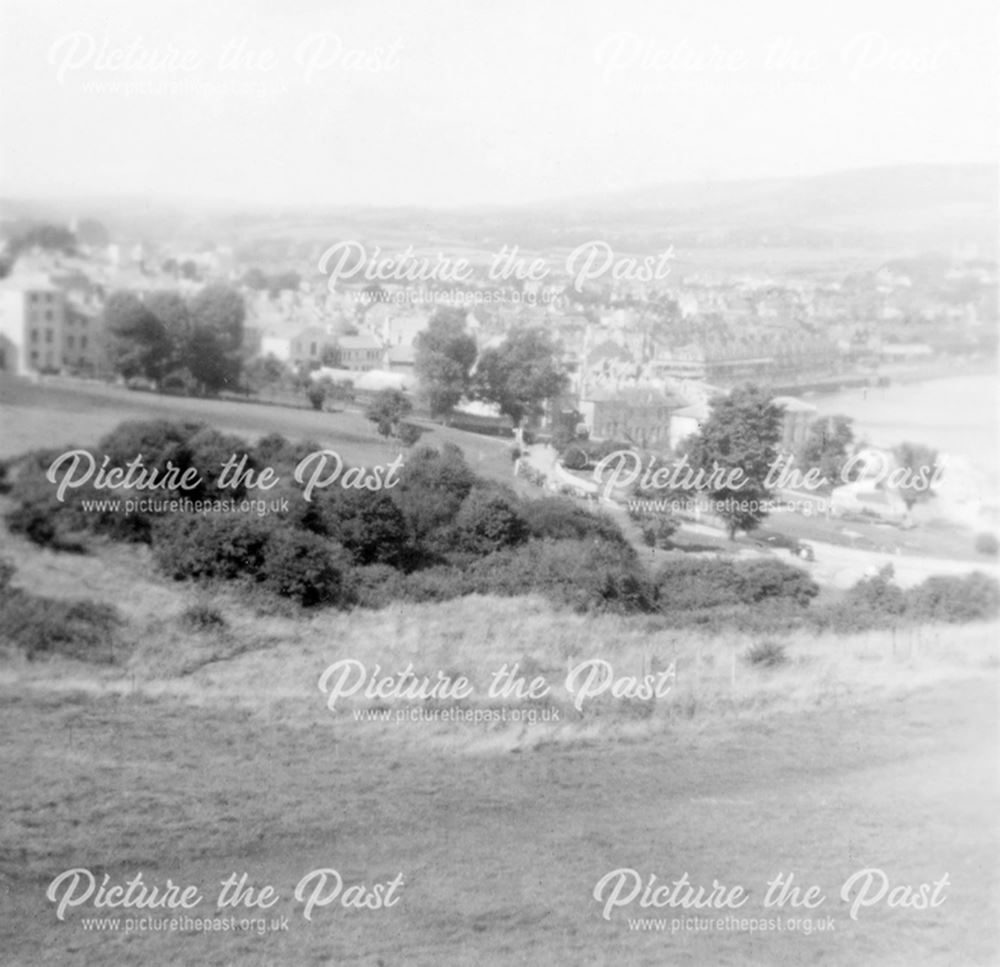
[751,531,816,562]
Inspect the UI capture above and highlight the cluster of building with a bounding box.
[1,234,993,468]
[0,243,205,378]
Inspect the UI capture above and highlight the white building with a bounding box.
[0,274,67,375]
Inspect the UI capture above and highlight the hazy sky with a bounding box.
[0,0,997,207]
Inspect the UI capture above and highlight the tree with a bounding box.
[145,291,193,373]
[396,423,424,447]
[187,284,246,394]
[305,383,326,411]
[391,444,476,548]
[797,415,854,485]
[685,384,783,540]
[414,308,478,420]
[104,291,171,383]
[365,389,413,439]
[892,442,940,510]
[244,354,289,395]
[184,328,236,396]
[190,284,245,351]
[472,328,568,436]
[8,223,77,258]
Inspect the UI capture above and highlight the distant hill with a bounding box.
[2,164,996,264]
[507,164,1000,253]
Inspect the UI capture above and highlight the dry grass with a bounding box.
[1,534,998,965]
[4,525,996,753]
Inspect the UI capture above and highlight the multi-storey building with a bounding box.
[0,274,67,375]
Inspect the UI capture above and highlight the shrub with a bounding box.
[294,488,412,569]
[349,564,408,609]
[253,434,325,477]
[0,589,122,662]
[975,533,999,557]
[97,420,256,500]
[745,640,788,667]
[258,530,351,607]
[638,516,678,550]
[6,447,89,547]
[306,384,326,410]
[7,500,59,547]
[818,567,907,632]
[733,559,819,607]
[905,572,1000,624]
[152,514,277,580]
[401,565,471,603]
[654,558,818,613]
[396,423,424,447]
[520,497,628,547]
[180,602,227,631]
[451,488,528,556]
[391,443,476,547]
[465,539,652,613]
[655,559,743,611]
[845,571,907,615]
[561,446,588,471]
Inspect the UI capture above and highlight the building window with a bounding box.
[45,330,53,343]
[66,335,75,349]
[45,293,54,303]
[45,310,53,321]
[29,293,39,303]
[30,350,38,362]
[81,335,88,349]
[30,329,38,343]
[310,342,317,356]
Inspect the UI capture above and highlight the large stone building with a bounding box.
[579,385,686,449]
[0,274,67,375]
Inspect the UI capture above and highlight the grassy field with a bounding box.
[0,375,521,490]
[1,525,998,966]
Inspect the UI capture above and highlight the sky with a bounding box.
[0,0,997,208]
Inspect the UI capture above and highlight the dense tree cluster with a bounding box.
[104,284,246,395]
